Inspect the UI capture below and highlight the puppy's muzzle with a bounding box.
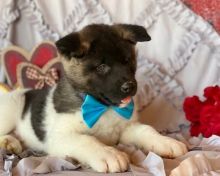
[121,81,137,95]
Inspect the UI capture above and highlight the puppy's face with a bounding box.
[56,24,151,106]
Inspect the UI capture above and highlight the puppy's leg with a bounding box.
[0,91,25,154]
[120,123,187,158]
[0,90,26,135]
[0,135,22,154]
[48,134,129,173]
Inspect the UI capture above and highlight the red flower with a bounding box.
[190,123,201,136]
[200,104,220,137]
[200,124,212,138]
[183,96,203,122]
[204,86,220,102]
[212,124,220,136]
[183,85,220,137]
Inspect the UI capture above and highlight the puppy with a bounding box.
[0,24,187,173]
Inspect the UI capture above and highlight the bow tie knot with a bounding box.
[81,95,134,128]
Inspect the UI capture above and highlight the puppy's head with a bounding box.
[55,24,151,106]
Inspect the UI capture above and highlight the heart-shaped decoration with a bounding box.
[2,41,59,87]
[17,58,62,89]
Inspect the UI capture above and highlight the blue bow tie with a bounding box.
[81,94,134,128]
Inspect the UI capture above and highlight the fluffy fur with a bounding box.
[0,24,187,173]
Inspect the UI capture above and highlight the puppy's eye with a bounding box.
[123,57,130,64]
[96,64,111,74]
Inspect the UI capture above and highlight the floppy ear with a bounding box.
[55,33,89,59]
[113,24,151,44]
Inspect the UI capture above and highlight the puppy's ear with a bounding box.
[113,24,151,44]
[55,33,89,59]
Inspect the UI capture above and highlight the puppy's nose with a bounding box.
[121,81,137,94]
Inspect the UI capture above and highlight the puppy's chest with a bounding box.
[88,109,129,145]
[46,103,131,146]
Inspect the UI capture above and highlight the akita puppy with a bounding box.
[0,24,187,173]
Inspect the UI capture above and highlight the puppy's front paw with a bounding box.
[159,137,187,158]
[0,135,22,154]
[89,146,129,173]
[144,136,187,158]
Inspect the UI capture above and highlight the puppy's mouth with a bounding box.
[120,96,132,107]
[99,93,132,107]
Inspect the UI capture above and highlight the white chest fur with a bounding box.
[44,89,136,147]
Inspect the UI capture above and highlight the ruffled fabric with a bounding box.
[63,0,112,35]
[157,0,220,100]
[17,0,111,40]
[0,0,19,48]
[182,0,220,34]
[136,56,185,111]
[167,31,201,76]
[134,0,162,28]
[0,0,20,82]
[135,0,220,111]
[19,0,60,41]
[157,0,220,46]
[135,0,220,76]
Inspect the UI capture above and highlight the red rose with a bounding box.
[212,124,220,136]
[203,98,214,106]
[200,104,220,137]
[200,104,220,124]
[183,85,220,137]
[183,96,203,122]
[200,124,212,138]
[190,123,201,136]
[204,85,220,102]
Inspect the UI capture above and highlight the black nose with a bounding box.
[121,81,137,94]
